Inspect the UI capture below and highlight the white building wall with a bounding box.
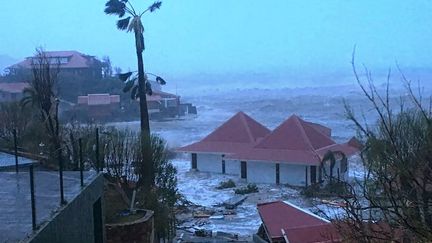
[225,159,240,175]
[247,161,276,184]
[280,164,308,186]
[196,153,222,173]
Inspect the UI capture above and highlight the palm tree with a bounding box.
[104,0,162,190]
[321,150,347,183]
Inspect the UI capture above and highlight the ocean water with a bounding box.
[112,83,421,149]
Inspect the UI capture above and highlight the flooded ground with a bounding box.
[173,158,361,239]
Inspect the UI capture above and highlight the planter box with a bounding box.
[106,209,154,243]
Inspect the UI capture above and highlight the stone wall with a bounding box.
[106,210,154,243]
[27,174,105,243]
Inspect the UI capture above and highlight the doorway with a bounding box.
[240,161,247,179]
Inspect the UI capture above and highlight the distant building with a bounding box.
[0,82,28,102]
[146,90,198,119]
[8,51,103,79]
[75,93,120,121]
[178,112,359,186]
[254,201,340,243]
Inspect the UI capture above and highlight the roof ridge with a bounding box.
[293,116,315,152]
[239,112,255,142]
[283,201,331,223]
[294,116,323,162]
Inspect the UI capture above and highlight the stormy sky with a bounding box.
[1,0,432,89]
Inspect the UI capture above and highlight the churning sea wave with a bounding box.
[112,80,429,149]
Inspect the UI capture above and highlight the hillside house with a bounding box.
[0,82,28,102]
[146,90,182,119]
[178,113,360,186]
[177,112,271,174]
[255,201,340,243]
[8,51,103,79]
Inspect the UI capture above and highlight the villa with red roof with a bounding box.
[178,112,359,186]
[178,112,271,174]
[255,201,341,243]
[8,51,103,79]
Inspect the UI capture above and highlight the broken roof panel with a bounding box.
[257,201,340,243]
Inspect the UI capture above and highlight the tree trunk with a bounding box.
[135,31,154,190]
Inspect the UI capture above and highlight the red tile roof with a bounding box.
[11,51,99,69]
[257,201,341,243]
[255,115,335,150]
[0,82,29,93]
[229,115,359,165]
[177,112,271,154]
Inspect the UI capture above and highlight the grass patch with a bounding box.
[234,183,258,194]
[216,179,236,189]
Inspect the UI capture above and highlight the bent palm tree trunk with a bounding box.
[135,31,154,189]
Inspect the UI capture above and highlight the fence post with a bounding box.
[79,138,84,187]
[96,128,100,173]
[29,164,36,230]
[13,129,18,173]
[58,145,65,205]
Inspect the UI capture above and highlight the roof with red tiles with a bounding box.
[10,51,100,69]
[0,82,29,93]
[229,115,359,165]
[177,112,271,154]
[257,201,341,243]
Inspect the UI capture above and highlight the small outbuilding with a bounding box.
[255,201,340,243]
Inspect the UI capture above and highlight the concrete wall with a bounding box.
[225,159,240,175]
[280,164,308,186]
[247,161,276,184]
[196,153,223,173]
[28,174,105,243]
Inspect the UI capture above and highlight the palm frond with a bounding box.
[127,16,144,33]
[146,81,153,95]
[131,85,138,100]
[104,0,126,17]
[20,96,33,108]
[148,1,162,12]
[117,17,131,30]
[118,71,133,81]
[123,79,135,93]
[156,76,166,85]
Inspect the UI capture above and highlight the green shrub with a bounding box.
[216,179,236,189]
[301,184,320,198]
[234,183,258,194]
